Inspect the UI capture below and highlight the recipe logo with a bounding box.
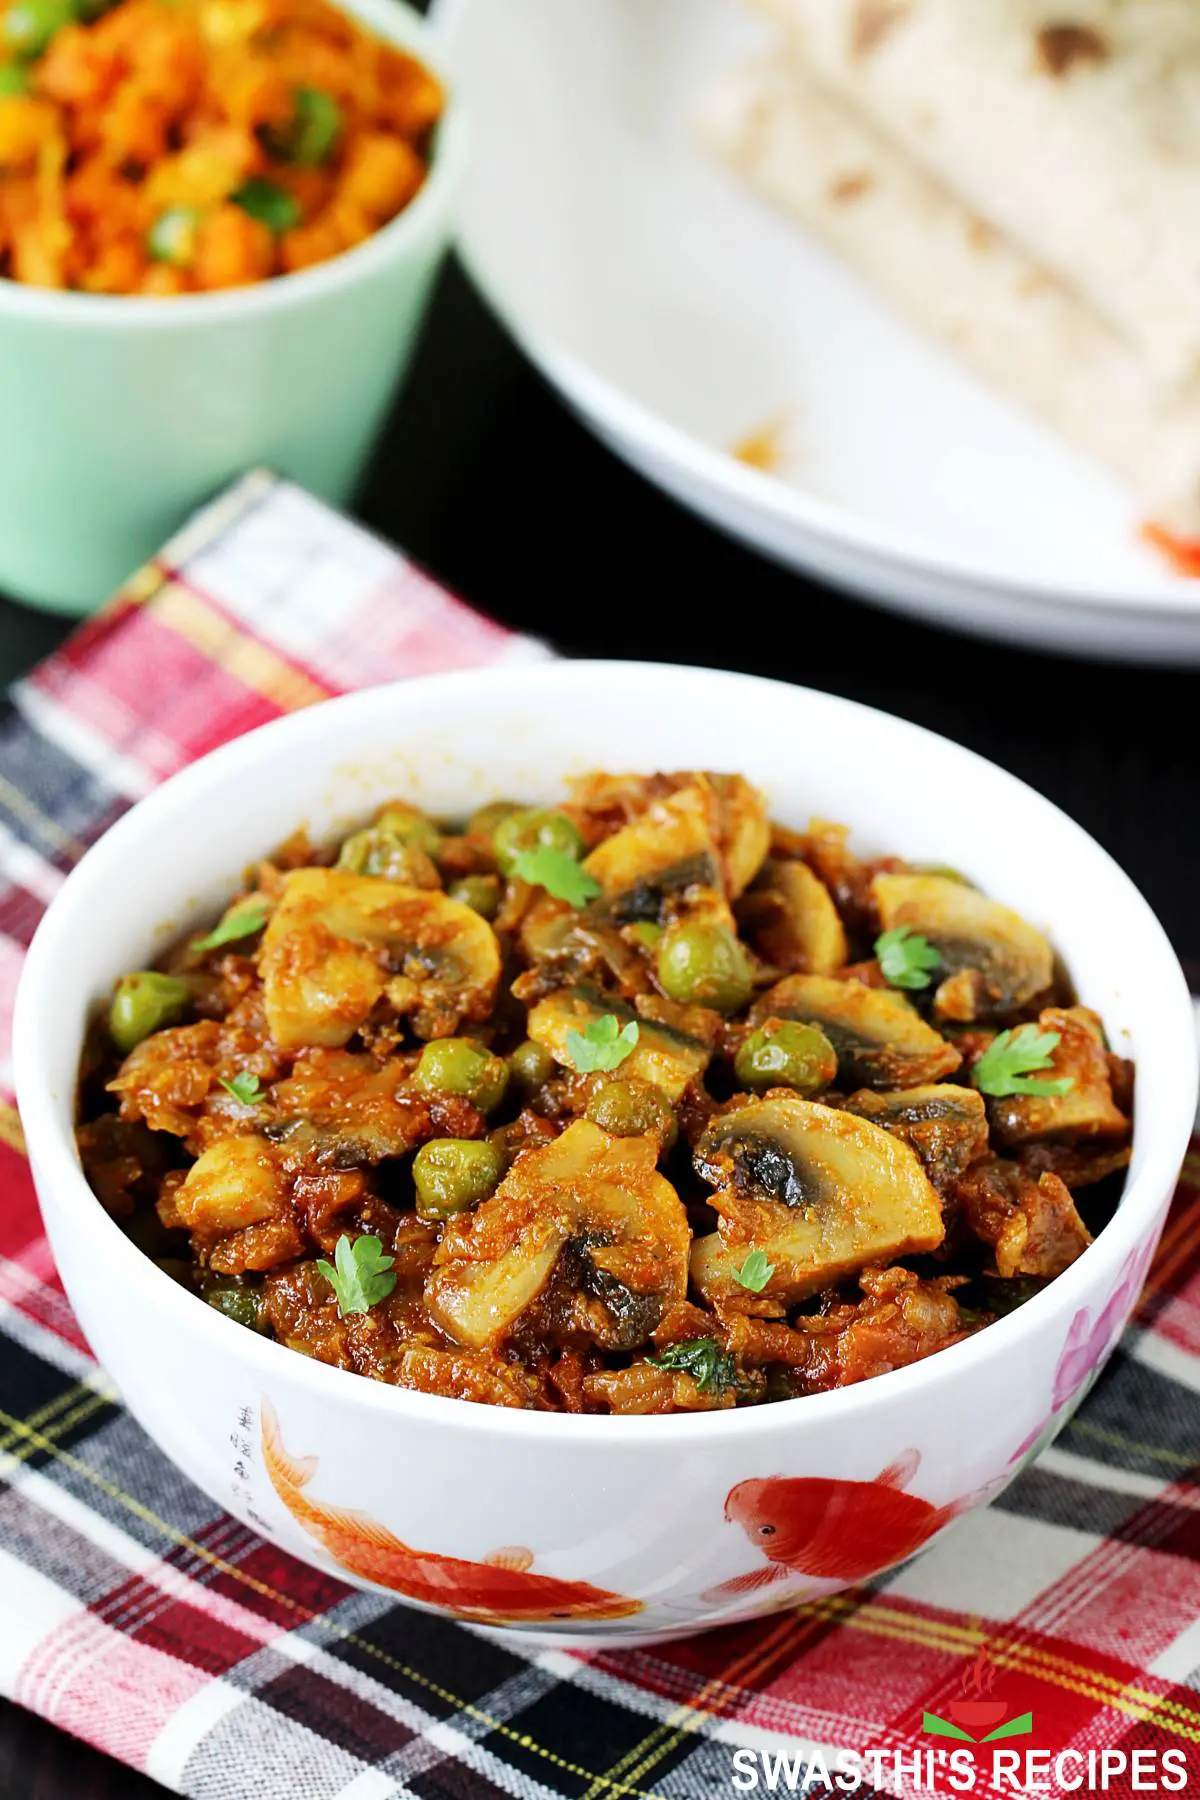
[921,1642,1033,1745]
[728,1646,1191,1793]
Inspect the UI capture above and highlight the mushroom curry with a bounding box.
[77,773,1134,1414]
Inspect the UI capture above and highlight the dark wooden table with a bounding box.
[2,260,1197,1796]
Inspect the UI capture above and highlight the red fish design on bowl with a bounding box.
[707,1450,970,1598]
[260,1399,643,1626]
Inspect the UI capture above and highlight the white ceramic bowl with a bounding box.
[14,663,1197,1646]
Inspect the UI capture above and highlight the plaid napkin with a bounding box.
[1,472,1198,1800]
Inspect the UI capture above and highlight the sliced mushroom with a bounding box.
[737,858,848,975]
[580,774,769,919]
[518,893,587,965]
[517,894,649,998]
[987,1007,1130,1147]
[751,973,961,1089]
[843,1085,989,1191]
[259,868,500,1049]
[527,986,711,1100]
[708,773,772,897]
[872,873,1054,1018]
[425,1119,690,1350]
[691,1095,945,1304]
[581,783,723,921]
[267,1048,434,1164]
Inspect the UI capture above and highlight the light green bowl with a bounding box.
[0,0,464,616]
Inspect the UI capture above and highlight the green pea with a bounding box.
[147,206,199,267]
[203,1281,264,1331]
[448,874,500,920]
[413,1138,503,1219]
[2,0,76,58]
[655,920,754,1012]
[734,1021,838,1096]
[0,64,28,91]
[468,800,519,837]
[337,827,432,883]
[628,921,664,951]
[109,971,190,1053]
[413,1038,509,1113]
[374,803,441,856]
[586,1078,677,1148]
[508,1039,553,1091]
[492,807,584,877]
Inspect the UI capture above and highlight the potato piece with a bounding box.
[691,1095,945,1303]
[175,1133,286,1233]
[751,973,961,1088]
[527,986,711,1100]
[987,1007,1130,1147]
[260,867,500,1049]
[426,1120,690,1350]
[873,873,1053,1017]
[843,1085,988,1191]
[737,858,848,975]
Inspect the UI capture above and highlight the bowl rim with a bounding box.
[0,0,465,328]
[14,659,1198,1444]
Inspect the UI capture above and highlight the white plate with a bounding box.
[439,0,1200,661]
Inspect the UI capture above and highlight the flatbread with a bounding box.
[702,53,1200,529]
[746,0,1200,388]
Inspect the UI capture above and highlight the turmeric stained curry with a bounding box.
[77,773,1134,1414]
[0,0,442,293]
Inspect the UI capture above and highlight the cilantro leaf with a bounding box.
[648,1337,737,1394]
[232,178,301,233]
[191,903,268,954]
[217,1071,264,1106]
[566,1013,640,1074]
[875,925,940,991]
[732,1249,775,1294]
[316,1234,396,1317]
[511,844,601,908]
[971,1025,1074,1099]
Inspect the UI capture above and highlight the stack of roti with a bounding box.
[703,0,1200,533]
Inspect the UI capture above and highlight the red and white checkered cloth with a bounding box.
[0,471,1198,1800]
